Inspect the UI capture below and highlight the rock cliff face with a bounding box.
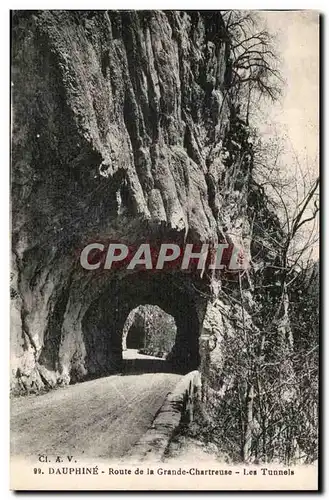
[11,10,251,393]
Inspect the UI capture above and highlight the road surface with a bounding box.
[11,350,181,459]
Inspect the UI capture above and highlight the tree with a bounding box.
[221,11,282,123]
[195,12,319,465]
[200,109,319,465]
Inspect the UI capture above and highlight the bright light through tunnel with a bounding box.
[122,304,177,357]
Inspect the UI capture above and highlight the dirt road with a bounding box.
[11,351,181,459]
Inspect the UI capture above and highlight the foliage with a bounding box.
[201,11,319,464]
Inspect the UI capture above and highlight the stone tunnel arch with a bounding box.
[81,272,201,378]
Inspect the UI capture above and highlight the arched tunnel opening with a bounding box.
[121,304,177,374]
[122,304,177,354]
[81,272,201,379]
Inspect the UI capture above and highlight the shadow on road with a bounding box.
[121,357,179,375]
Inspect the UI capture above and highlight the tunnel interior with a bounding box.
[81,272,200,378]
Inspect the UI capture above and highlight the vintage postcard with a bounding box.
[10,9,319,491]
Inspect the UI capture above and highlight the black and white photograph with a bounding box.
[9,8,320,491]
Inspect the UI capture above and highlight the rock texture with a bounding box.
[11,10,251,393]
[122,304,176,357]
